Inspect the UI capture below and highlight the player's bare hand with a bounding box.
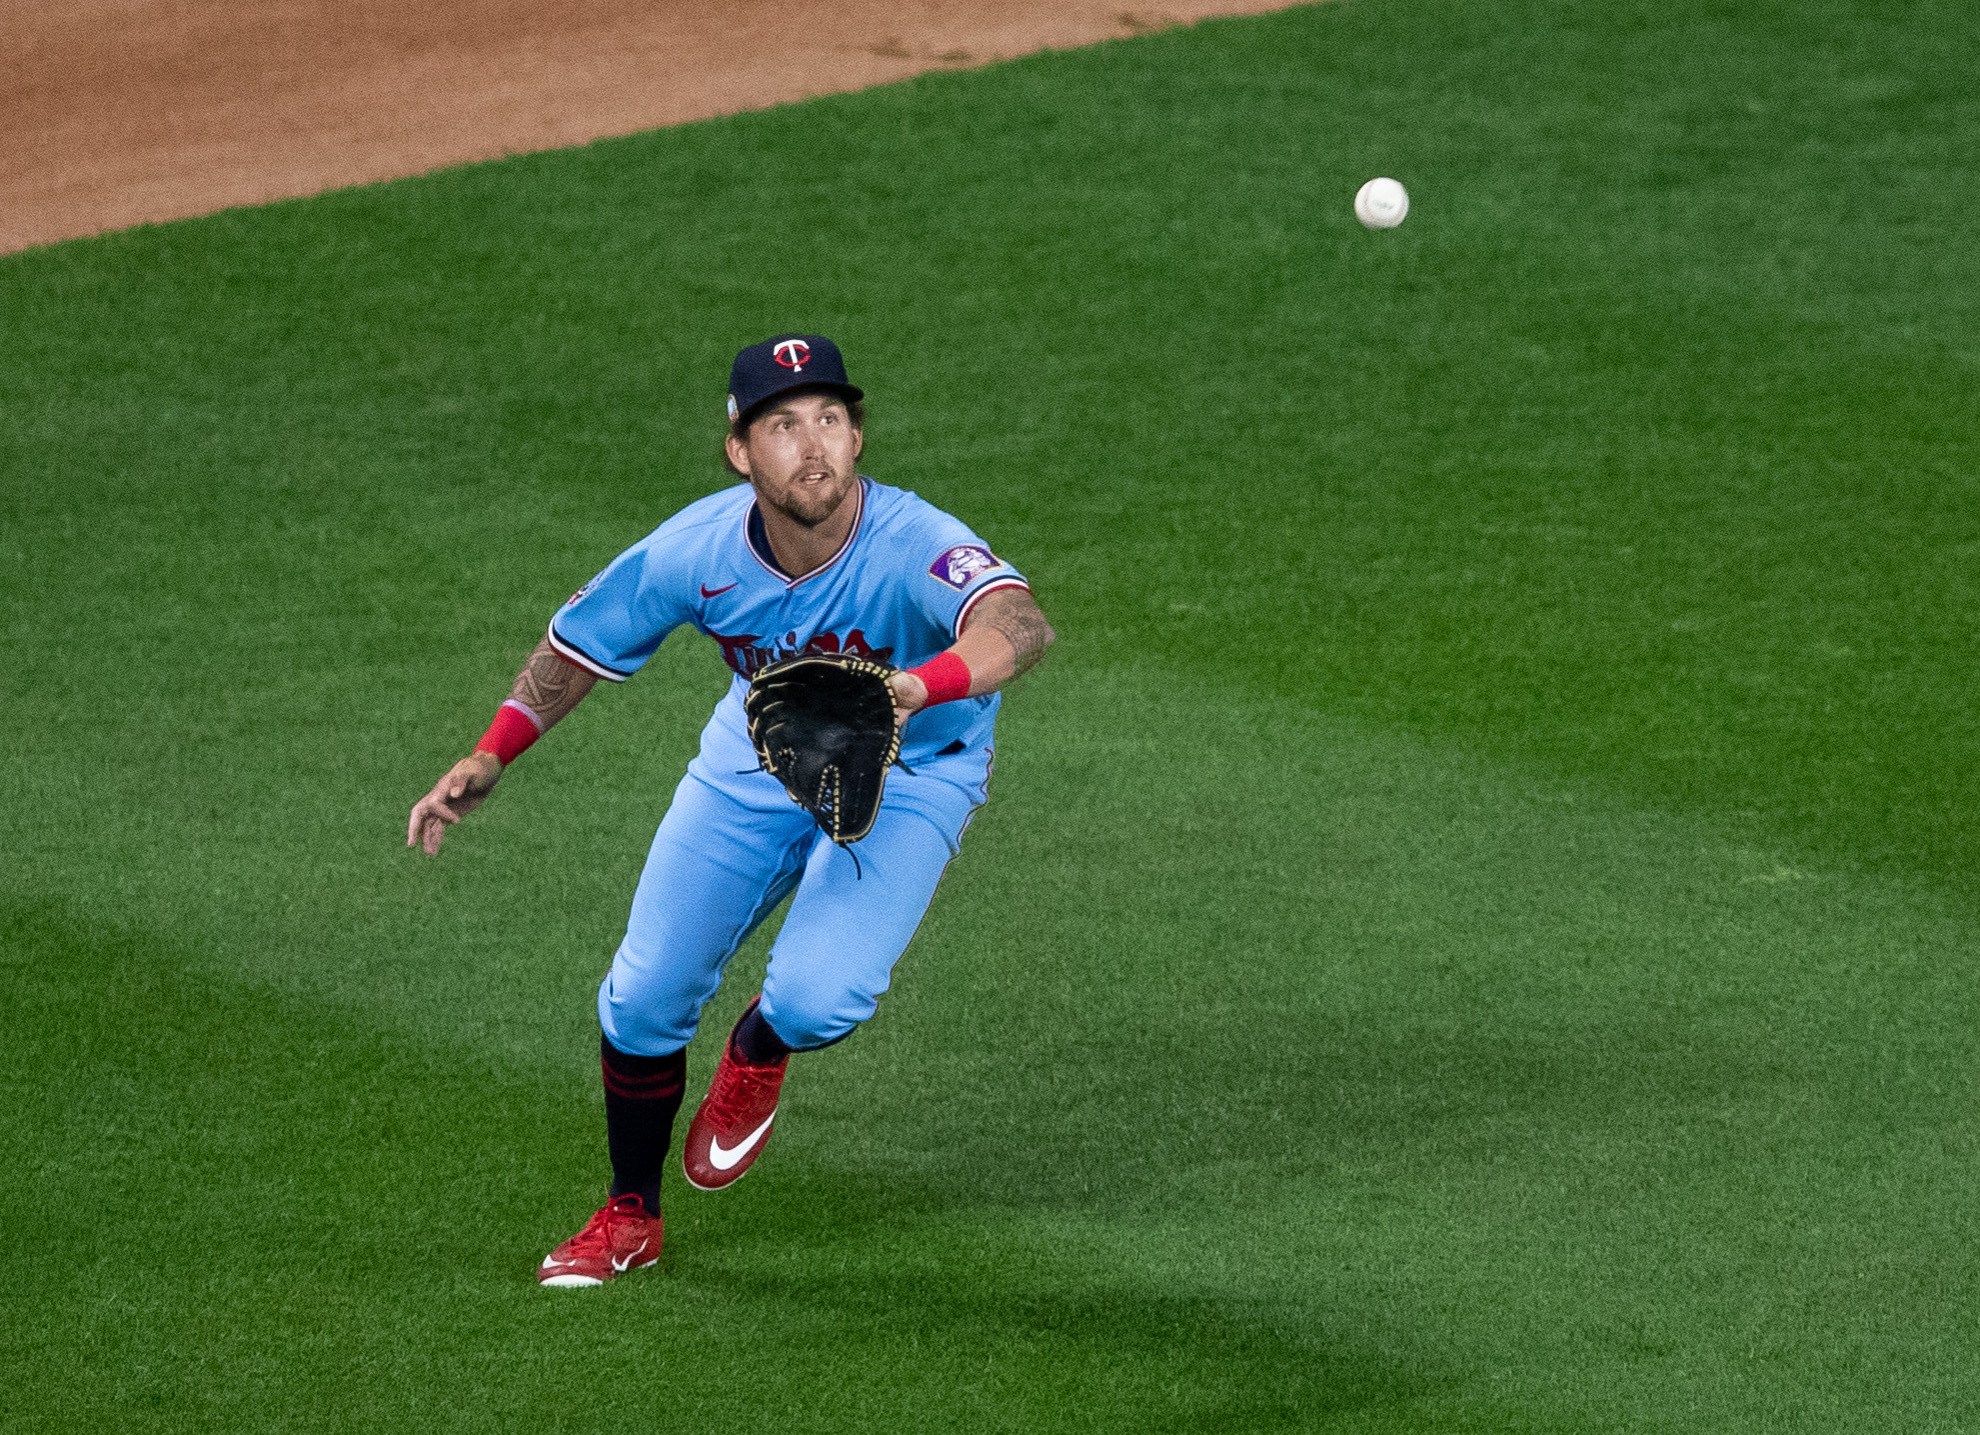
[407,751,503,856]
[889,671,928,728]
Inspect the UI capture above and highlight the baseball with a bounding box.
[1354,177,1409,230]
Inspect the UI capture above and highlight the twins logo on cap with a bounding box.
[727,333,861,426]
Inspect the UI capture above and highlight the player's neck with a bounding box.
[752,484,861,577]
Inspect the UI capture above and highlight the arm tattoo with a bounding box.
[509,639,596,729]
[974,590,1056,679]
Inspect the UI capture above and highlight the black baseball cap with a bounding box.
[726,333,863,427]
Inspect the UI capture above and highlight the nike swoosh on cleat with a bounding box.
[700,582,738,598]
[541,1254,567,1270]
[707,1110,777,1171]
[610,1240,649,1273]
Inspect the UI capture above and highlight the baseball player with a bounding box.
[406,335,1054,1287]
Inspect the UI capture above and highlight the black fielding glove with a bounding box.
[743,654,903,846]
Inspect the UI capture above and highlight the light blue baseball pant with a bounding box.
[596,760,983,1057]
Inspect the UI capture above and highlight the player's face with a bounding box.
[727,393,864,528]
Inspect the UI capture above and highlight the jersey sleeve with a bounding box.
[545,526,696,682]
[913,516,1031,642]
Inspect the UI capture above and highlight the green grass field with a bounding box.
[6,0,1980,1427]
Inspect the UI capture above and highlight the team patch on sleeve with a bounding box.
[929,544,1004,589]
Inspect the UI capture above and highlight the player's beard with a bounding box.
[766,468,854,528]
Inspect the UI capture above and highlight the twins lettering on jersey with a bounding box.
[703,541,1002,675]
[711,627,894,678]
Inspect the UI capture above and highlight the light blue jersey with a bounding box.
[548,476,1033,1057]
[546,476,1028,786]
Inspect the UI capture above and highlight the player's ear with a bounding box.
[850,424,863,461]
[724,429,753,478]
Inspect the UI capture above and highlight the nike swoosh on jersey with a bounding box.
[700,582,738,598]
[707,1111,777,1171]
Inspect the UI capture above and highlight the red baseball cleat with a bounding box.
[536,1194,664,1287]
[682,1029,789,1192]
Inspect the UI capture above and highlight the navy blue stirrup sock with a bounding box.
[729,1001,794,1067]
[600,1034,687,1212]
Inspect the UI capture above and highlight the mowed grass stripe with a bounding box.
[5,0,1980,1428]
[0,902,1386,1433]
[4,0,1979,877]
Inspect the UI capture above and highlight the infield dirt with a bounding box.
[2,0,1302,255]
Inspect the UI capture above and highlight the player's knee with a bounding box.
[596,943,704,1055]
[759,977,878,1051]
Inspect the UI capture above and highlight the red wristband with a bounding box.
[906,651,972,708]
[475,701,543,766]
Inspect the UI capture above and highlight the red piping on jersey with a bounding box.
[545,623,631,683]
[741,478,867,589]
[954,576,1032,640]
